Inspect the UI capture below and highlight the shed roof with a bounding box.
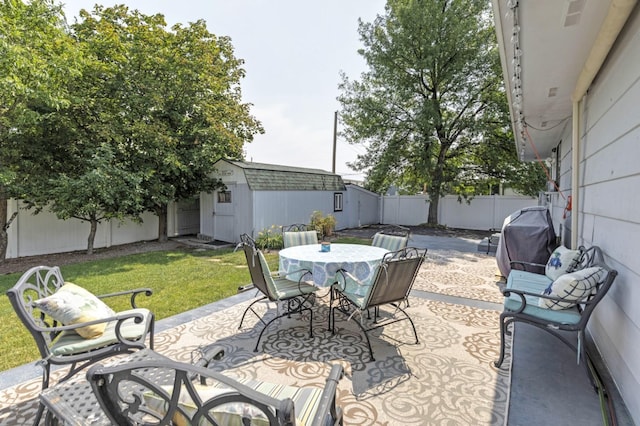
[221,160,346,191]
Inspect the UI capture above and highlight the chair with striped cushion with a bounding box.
[6,266,154,426]
[87,350,344,426]
[371,225,410,251]
[282,224,319,248]
[238,234,318,352]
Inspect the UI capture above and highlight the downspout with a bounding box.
[569,0,637,249]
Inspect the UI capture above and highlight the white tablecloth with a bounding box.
[278,243,389,287]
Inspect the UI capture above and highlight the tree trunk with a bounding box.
[157,204,168,243]
[428,195,439,224]
[0,196,7,260]
[87,219,98,255]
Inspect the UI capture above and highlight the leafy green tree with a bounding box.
[71,6,263,242]
[338,0,508,224]
[0,0,81,259]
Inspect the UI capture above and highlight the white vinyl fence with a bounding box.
[3,194,537,259]
[381,194,538,230]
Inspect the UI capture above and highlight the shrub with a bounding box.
[255,225,283,250]
[310,211,336,239]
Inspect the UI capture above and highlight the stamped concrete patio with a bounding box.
[0,231,633,425]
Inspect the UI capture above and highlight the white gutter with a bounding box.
[569,0,637,249]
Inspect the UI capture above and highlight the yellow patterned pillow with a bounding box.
[34,282,115,338]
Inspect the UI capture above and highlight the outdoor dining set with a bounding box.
[6,224,424,425]
[5,220,619,425]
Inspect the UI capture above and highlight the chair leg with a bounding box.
[239,296,268,330]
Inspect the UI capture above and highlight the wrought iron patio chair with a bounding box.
[238,234,318,352]
[371,225,410,251]
[6,265,155,426]
[86,349,344,426]
[282,223,319,248]
[494,246,618,387]
[329,247,426,361]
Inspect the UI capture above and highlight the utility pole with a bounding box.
[332,111,337,173]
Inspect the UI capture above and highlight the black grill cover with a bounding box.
[496,206,557,278]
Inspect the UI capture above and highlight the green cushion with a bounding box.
[371,233,407,251]
[283,231,318,248]
[50,308,151,356]
[272,277,318,299]
[504,271,581,325]
[144,375,325,426]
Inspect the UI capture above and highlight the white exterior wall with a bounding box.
[574,8,640,421]
[344,185,379,228]
[251,190,346,236]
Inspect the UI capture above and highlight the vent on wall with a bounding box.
[548,87,558,97]
[564,0,586,27]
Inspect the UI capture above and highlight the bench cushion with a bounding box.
[504,271,581,325]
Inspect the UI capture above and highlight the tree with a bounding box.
[0,0,81,259]
[71,6,263,242]
[338,0,508,224]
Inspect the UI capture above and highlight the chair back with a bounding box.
[282,224,318,248]
[365,247,425,308]
[371,225,410,251]
[239,234,278,301]
[576,260,617,328]
[6,266,66,359]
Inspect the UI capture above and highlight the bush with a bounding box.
[255,225,283,250]
[310,211,336,239]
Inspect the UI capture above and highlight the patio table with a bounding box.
[279,243,389,289]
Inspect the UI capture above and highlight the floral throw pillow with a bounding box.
[545,246,580,281]
[34,282,115,338]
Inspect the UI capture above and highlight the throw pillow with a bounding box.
[34,282,116,338]
[539,267,606,310]
[545,246,580,281]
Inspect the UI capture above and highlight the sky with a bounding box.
[59,0,388,181]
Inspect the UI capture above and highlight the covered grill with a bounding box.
[496,206,557,278]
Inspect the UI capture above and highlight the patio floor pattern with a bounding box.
[0,250,511,425]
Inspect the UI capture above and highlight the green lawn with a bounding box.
[0,247,273,371]
[0,236,370,372]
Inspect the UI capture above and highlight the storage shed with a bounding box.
[199,160,347,243]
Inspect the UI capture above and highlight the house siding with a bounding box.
[578,6,640,421]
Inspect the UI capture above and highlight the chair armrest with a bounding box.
[190,345,226,383]
[97,288,153,308]
[30,310,150,336]
[310,364,344,426]
[502,288,588,314]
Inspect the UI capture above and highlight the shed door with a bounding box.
[213,184,236,242]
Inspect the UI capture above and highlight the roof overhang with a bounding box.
[491,0,611,161]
